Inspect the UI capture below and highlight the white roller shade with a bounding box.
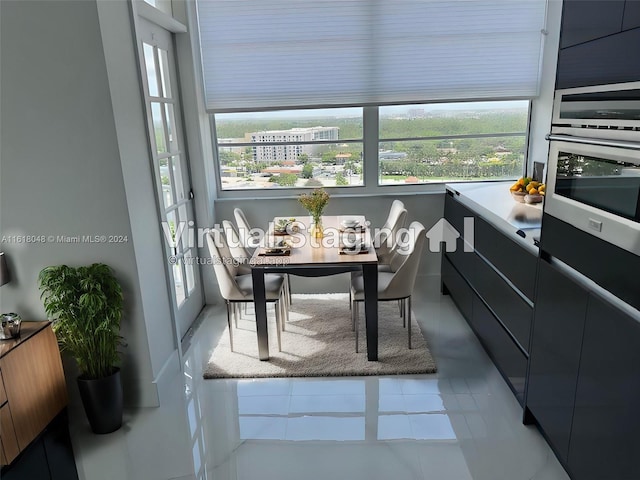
[196,0,547,112]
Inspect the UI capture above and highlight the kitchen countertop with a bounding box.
[445,181,542,255]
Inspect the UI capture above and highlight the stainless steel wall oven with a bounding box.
[546,81,640,256]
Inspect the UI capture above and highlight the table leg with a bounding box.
[252,268,269,360]
[362,263,378,361]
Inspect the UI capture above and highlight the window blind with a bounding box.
[196,0,547,113]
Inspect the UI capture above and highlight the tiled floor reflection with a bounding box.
[69,277,571,480]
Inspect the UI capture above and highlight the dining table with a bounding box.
[249,215,379,361]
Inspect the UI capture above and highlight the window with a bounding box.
[213,101,529,191]
[199,1,544,191]
[378,101,529,185]
[214,107,364,190]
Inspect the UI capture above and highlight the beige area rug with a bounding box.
[203,293,437,379]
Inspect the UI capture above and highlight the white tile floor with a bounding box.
[69,277,571,480]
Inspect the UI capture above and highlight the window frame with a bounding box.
[211,101,531,199]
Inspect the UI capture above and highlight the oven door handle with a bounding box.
[546,133,640,151]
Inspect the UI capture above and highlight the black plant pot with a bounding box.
[77,368,123,434]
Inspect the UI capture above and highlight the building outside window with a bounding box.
[212,101,529,191]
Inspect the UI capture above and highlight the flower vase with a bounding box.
[310,216,324,238]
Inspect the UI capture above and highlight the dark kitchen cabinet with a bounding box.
[525,258,589,464]
[567,294,640,480]
[540,214,640,313]
[472,254,532,351]
[442,191,533,404]
[441,256,473,321]
[471,296,528,403]
[556,28,640,88]
[475,216,537,302]
[623,0,640,30]
[556,0,640,88]
[560,0,625,48]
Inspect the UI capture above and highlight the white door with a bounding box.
[138,18,203,341]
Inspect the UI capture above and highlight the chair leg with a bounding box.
[354,301,359,353]
[401,299,406,327]
[274,300,282,352]
[287,274,292,304]
[280,289,287,332]
[226,302,234,352]
[234,303,239,328]
[283,290,289,325]
[407,296,412,349]
[351,292,356,331]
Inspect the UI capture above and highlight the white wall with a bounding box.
[528,0,563,173]
[0,0,175,407]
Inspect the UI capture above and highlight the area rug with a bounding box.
[203,293,437,379]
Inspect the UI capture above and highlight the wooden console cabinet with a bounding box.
[0,322,67,466]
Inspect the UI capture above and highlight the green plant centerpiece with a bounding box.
[38,263,125,434]
[298,188,330,238]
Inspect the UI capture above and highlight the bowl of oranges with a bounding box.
[510,177,545,204]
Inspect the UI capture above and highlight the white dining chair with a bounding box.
[233,207,293,306]
[233,207,261,252]
[222,220,252,275]
[374,199,408,265]
[206,229,287,352]
[350,199,408,309]
[350,221,427,352]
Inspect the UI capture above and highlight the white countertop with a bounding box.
[446,181,542,255]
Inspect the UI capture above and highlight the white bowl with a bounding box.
[341,219,360,228]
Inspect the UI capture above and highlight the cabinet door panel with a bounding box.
[623,0,640,30]
[472,296,528,402]
[0,404,19,465]
[442,256,473,321]
[540,214,640,312]
[475,217,537,301]
[473,255,532,352]
[557,28,640,88]
[526,259,588,463]
[568,295,640,480]
[444,193,475,238]
[560,0,625,48]
[445,237,476,283]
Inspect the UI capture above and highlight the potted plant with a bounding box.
[298,188,330,238]
[38,263,125,434]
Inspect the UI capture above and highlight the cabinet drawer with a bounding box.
[473,254,533,352]
[475,217,537,301]
[445,237,476,283]
[442,256,473,321]
[471,296,528,403]
[1,404,19,465]
[444,193,476,238]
